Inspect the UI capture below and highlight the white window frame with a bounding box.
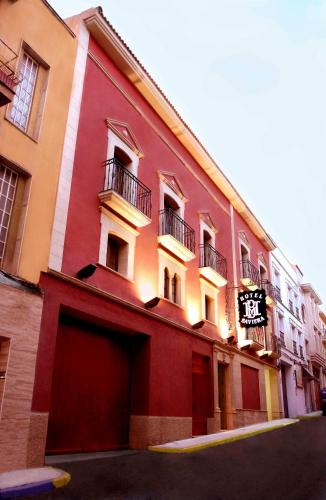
[200,278,218,325]
[199,219,216,246]
[99,207,138,280]
[106,129,139,184]
[160,180,185,218]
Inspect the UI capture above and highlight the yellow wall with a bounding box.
[264,367,280,420]
[0,0,77,282]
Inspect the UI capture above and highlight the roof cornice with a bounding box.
[301,283,322,305]
[82,9,275,250]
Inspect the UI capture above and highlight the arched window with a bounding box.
[164,267,170,299]
[172,273,180,304]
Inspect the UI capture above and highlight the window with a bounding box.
[106,234,127,274]
[158,249,186,307]
[172,273,180,304]
[162,267,181,305]
[164,267,170,300]
[200,278,217,324]
[301,304,306,323]
[205,295,215,322]
[259,264,267,284]
[99,209,137,280]
[0,164,18,267]
[10,53,38,131]
[240,244,249,261]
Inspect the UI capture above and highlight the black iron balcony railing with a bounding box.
[0,38,20,90]
[240,260,260,286]
[280,331,286,347]
[159,208,195,253]
[289,299,294,314]
[275,285,282,303]
[299,345,304,360]
[247,327,265,347]
[262,279,278,302]
[293,340,298,356]
[104,158,151,218]
[199,244,227,280]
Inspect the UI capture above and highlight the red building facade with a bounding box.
[30,7,281,464]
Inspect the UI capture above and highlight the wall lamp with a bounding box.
[192,320,205,329]
[144,297,161,309]
[76,263,98,280]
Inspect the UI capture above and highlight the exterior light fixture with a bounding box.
[144,297,160,309]
[227,335,236,344]
[192,320,205,329]
[76,264,98,280]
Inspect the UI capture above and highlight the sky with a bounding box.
[51,0,326,304]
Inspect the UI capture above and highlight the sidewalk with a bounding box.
[0,467,70,498]
[298,410,322,420]
[149,418,299,453]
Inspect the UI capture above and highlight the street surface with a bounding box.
[23,418,326,500]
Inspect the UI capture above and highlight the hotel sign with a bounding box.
[238,290,268,327]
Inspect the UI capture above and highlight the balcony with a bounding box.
[310,351,326,368]
[240,327,265,351]
[275,285,282,303]
[261,280,277,307]
[99,158,152,228]
[262,333,281,359]
[240,260,260,290]
[280,331,286,348]
[158,208,195,262]
[0,38,19,106]
[199,244,227,287]
[293,340,298,356]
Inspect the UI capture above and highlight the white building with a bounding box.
[270,248,307,418]
[301,284,326,411]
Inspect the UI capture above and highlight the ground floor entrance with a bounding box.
[192,353,210,436]
[46,315,132,454]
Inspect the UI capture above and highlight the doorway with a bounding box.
[218,363,227,429]
[46,315,132,454]
[281,364,289,418]
[192,353,210,436]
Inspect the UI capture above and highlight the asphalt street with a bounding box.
[22,418,326,500]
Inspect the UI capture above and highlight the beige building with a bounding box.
[0,0,77,471]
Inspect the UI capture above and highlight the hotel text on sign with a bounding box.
[237,289,268,327]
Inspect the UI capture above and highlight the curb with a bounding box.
[149,420,299,454]
[0,468,70,499]
[298,412,322,420]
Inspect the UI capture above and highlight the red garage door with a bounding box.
[46,315,131,454]
[241,364,260,410]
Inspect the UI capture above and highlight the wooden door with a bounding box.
[192,353,210,436]
[46,316,131,454]
[218,363,227,429]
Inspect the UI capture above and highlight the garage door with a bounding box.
[46,315,131,454]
